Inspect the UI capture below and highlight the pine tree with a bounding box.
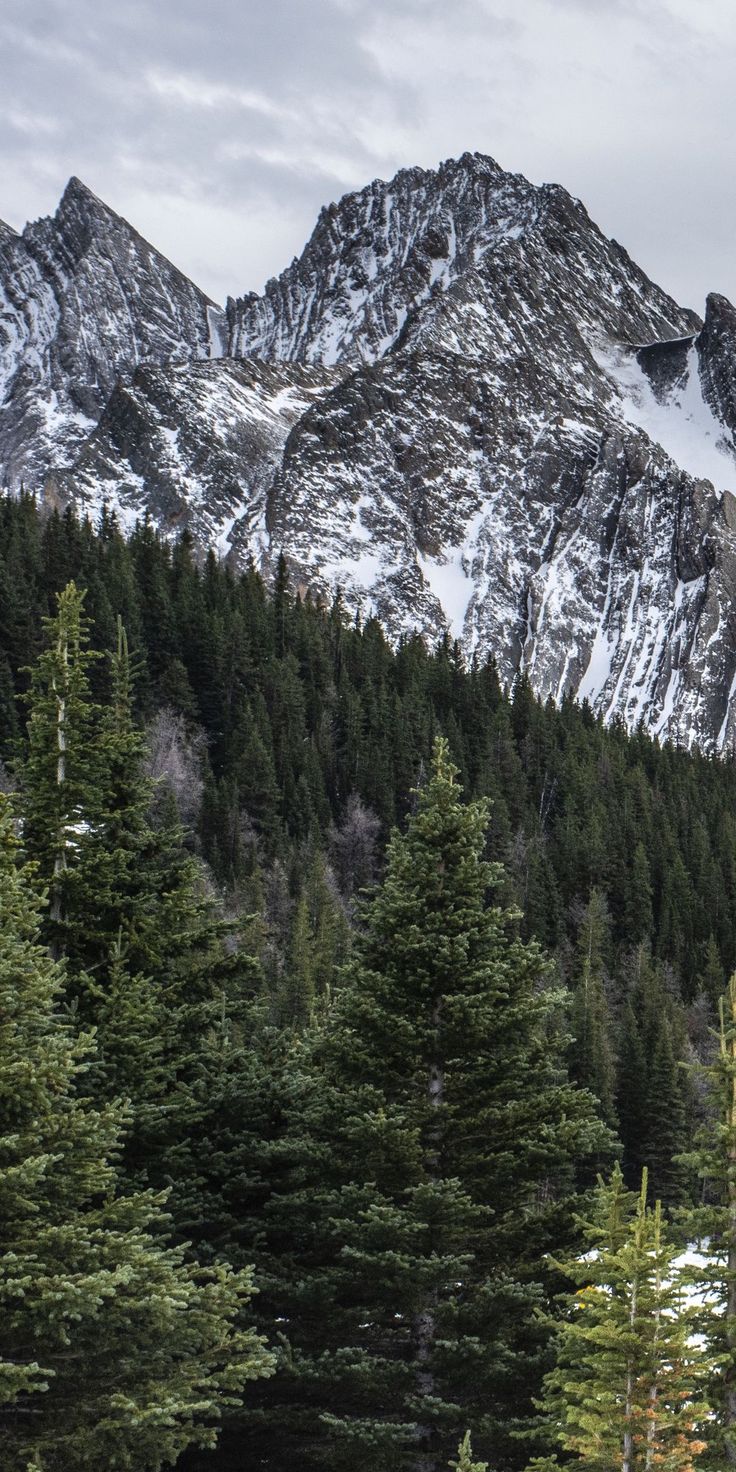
[19,581,102,956]
[449,1432,488,1472]
[242,739,612,1472]
[279,850,350,1025]
[18,599,265,1219]
[616,997,649,1188]
[0,796,272,1470]
[570,890,617,1127]
[617,951,689,1203]
[528,1165,711,1472]
[641,1014,687,1207]
[625,841,654,945]
[678,972,736,1467]
[699,935,725,1008]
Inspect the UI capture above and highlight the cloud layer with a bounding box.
[2,0,736,311]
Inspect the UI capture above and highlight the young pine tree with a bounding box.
[18,598,262,1201]
[450,1433,488,1472]
[0,796,272,1471]
[528,1165,711,1472]
[678,972,736,1467]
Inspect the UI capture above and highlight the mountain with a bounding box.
[0,177,225,486]
[4,154,736,749]
[46,357,336,555]
[227,153,698,366]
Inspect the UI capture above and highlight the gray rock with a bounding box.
[0,177,224,486]
[4,152,736,751]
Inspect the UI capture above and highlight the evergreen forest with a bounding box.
[3,492,736,1470]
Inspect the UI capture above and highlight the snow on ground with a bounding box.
[595,340,736,494]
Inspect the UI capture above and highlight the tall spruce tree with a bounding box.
[570,890,617,1127]
[235,739,612,1472]
[17,591,264,1218]
[0,796,272,1470]
[527,1165,711,1472]
[19,581,102,957]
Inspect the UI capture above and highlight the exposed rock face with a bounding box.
[227,154,699,368]
[5,152,736,750]
[695,293,736,446]
[0,177,224,485]
[49,357,336,555]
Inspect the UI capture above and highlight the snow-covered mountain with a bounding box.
[5,153,736,750]
[0,177,225,487]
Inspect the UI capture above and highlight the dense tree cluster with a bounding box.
[1,495,736,1469]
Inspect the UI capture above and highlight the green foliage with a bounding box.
[450,1432,488,1472]
[240,741,612,1472]
[529,1165,711,1472]
[569,890,617,1128]
[677,973,736,1466]
[0,795,273,1470]
[19,580,102,956]
[0,497,733,1471]
[1,496,736,1007]
[616,949,691,1205]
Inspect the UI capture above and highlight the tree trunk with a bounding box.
[50,663,67,940]
[645,1204,663,1469]
[413,1001,445,1472]
[623,1263,639,1472]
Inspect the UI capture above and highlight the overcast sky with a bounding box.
[1,0,735,311]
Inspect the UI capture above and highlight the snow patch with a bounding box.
[595,341,736,494]
[417,548,474,641]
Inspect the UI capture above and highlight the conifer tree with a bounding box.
[19,581,102,955]
[18,597,263,1212]
[528,1165,710,1472]
[641,1015,688,1207]
[450,1433,488,1472]
[0,796,272,1470]
[279,851,350,1025]
[570,890,617,1127]
[617,996,648,1185]
[617,951,690,1203]
[625,842,654,945]
[699,935,724,1008]
[678,972,736,1467]
[242,740,611,1472]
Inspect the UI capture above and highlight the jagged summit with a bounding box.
[58,174,109,214]
[28,175,129,272]
[29,175,221,307]
[4,152,736,750]
[227,150,544,365]
[0,175,226,485]
[226,151,697,368]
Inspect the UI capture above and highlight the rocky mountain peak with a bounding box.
[0,176,225,488]
[53,176,114,255]
[5,152,736,751]
[227,152,699,376]
[227,150,541,366]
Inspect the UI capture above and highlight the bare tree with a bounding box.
[144,708,206,831]
[328,792,381,899]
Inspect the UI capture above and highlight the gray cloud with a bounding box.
[1,0,736,311]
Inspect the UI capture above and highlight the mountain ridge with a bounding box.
[3,151,736,750]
